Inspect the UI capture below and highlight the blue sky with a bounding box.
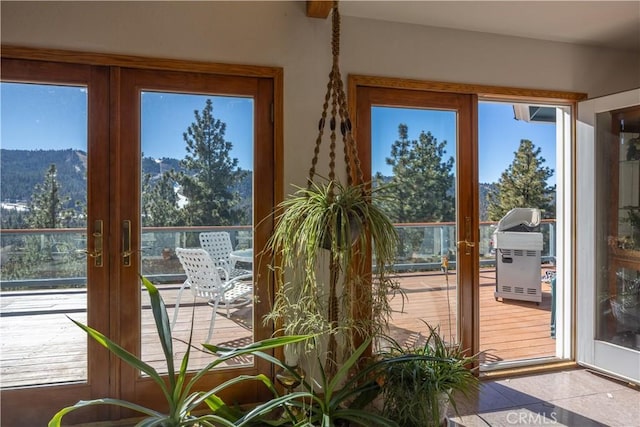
[478,102,556,185]
[2,82,556,185]
[1,83,254,170]
[372,102,557,185]
[1,83,88,150]
[140,91,254,169]
[371,106,456,176]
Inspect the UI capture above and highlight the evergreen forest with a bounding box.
[0,149,253,230]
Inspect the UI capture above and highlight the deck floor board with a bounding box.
[1,268,558,388]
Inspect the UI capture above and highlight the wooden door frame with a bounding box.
[352,82,478,354]
[116,66,278,410]
[0,46,283,425]
[348,74,586,360]
[0,57,112,426]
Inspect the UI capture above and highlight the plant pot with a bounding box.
[320,211,362,250]
[434,392,451,427]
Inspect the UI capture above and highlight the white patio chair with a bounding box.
[171,247,252,343]
[199,231,251,280]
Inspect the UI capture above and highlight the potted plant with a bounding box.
[259,2,402,379]
[49,276,313,427]
[256,337,440,427]
[262,177,401,377]
[378,322,479,427]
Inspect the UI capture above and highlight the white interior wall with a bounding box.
[2,0,639,189]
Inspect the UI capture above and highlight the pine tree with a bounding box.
[487,139,555,221]
[141,171,184,227]
[26,164,74,228]
[377,124,455,223]
[177,99,247,226]
[16,164,79,269]
[0,208,27,229]
[375,124,455,259]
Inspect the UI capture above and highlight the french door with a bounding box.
[577,88,640,384]
[116,67,275,411]
[353,78,579,364]
[0,55,277,425]
[1,59,112,426]
[354,85,478,353]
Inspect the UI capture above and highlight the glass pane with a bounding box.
[478,101,560,366]
[595,106,640,350]
[370,106,459,348]
[0,82,88,387]
[140,92,254,373]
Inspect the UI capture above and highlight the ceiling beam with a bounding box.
[307,1,333,19]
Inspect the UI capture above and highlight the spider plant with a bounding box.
[49,276,312,427]
[262,177,401,375]
[378,322,479,427]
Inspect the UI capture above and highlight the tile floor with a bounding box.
[447,369,639,426]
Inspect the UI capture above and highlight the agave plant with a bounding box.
[48,276,312,427]
[262,177,402,377]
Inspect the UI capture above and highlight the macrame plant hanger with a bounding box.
[308,1,365,190]
[306,0,365,378]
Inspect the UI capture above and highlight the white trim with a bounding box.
[556,106,573,359]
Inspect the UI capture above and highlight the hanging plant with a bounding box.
[264,178,401,378]
[262,1,402,379]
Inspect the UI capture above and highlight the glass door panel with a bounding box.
[1,82,89,387]
[595,106,640,352]
[577,89,640,384]
[139,91,255,372]
[371,106,459,343]
[118,67,274,409]
[0,59,110,426]
[477,101,568,368]
[355,86,475,353]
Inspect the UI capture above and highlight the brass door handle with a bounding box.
[122,220,132,267]
[457,216,475,256]
[456,239,476,257]
[456,240,476,248]
[82,219,103,267]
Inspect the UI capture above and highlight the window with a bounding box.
[0,48,281,426]
[351,74,583,370]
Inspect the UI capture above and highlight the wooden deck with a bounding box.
[0,267,557,388]
[388,267,557,365]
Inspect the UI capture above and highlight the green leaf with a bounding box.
[192,373,276,411]
[202,394,244,422]
[142,276,175,384]
[237,391,314,427]
[67,317,169,398]
[188,414,235,427]
[202,334,312,362]
[48,398,163,427]
[173,305,195,406]
[328,337,370,393]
